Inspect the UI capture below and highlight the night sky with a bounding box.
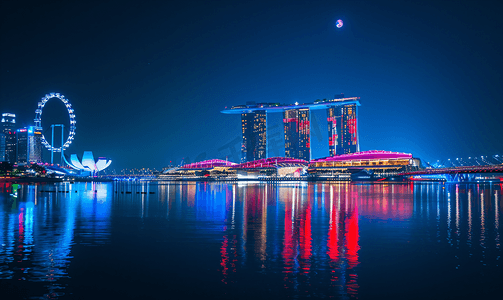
[1,0,502,171]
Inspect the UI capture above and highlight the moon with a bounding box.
[336,19,343,28]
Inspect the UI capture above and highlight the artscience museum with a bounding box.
[64,151,112,174]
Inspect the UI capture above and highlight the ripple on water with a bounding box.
[0,182,502,299]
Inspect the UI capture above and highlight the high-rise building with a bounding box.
[284,108,310,160]
[0,132,4,161]
[283,109,298,159]
[16,126,43,164]
[222,95,360,161]
[327,104,359,156]
[241,111,267,162]
[1,113,17,163]
[16,128,28,164]
[28,126,43,163]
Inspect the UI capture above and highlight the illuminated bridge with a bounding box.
[425,155,502,168]
[399,165,503,182]
[400,165,503,176]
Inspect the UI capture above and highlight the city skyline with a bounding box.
[1,0,501,170]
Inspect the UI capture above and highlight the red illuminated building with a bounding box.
[284,108,310,160]
[328,103,359,155]
[221,95,361,161]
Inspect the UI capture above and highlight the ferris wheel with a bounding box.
[34,93,76,152]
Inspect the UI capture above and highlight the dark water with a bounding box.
[0,181,501,299]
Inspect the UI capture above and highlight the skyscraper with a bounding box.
[28,126,43,163]
[16,126,43,164]
[222,95,360,161]
[284,108,310,160]
[1,113,16,163]
[283,109,297,159]
[16,128,28,164]
[0,132,4,161]
[327,104,359,156]
[241,111,267,162]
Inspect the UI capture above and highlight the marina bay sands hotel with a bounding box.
[221,94,360,162]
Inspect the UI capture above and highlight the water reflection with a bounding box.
[0,182,111,299]
[214,183,415,298]
[413,183,503,272]
[0,181,502,299]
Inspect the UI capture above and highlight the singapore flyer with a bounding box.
[34,93,76,152]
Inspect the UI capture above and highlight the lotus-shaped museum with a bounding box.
[65,151,112,173]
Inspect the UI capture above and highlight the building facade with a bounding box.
[283,109,298,159]
[16,126,43,164]
[327,103,359,156]
[284,108,310,160]
[222,95,360,161]
[28,126,43,163]
[241,111,267,163]
[0,132,4,161]
[1,113,17,163]
[16,128,28,164]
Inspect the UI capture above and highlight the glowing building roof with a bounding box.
[232,157,309,169]
[180,159,237,169]
[311,150,412,162]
